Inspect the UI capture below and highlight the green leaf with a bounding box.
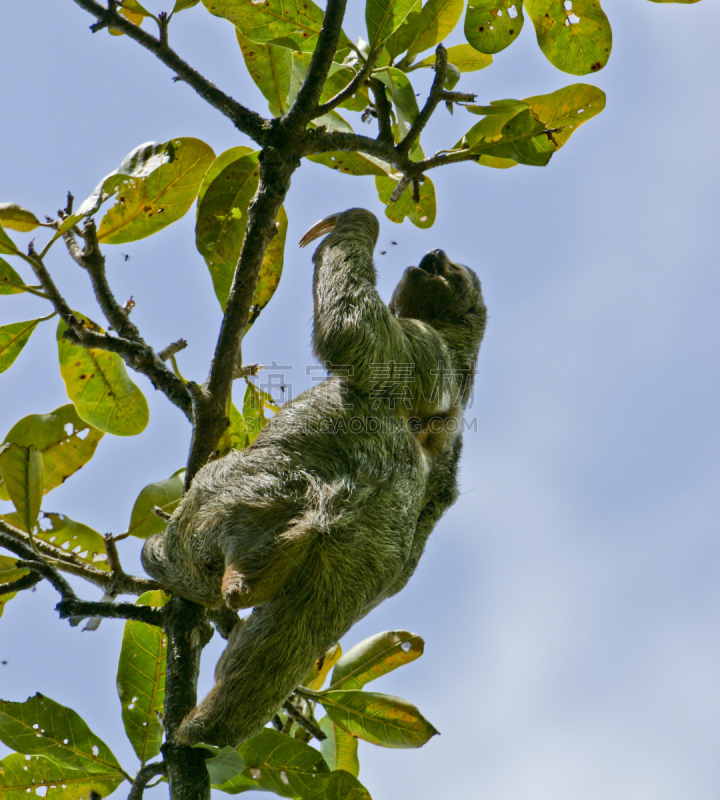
[242,383,276,446]
[218,402,249,456]
[214,729,329,796]
[96,138,215,244]
[194,744,245,785]
[0,404,104,499]
[172,0,200,11]
[198,151,287,318]
[117,590,169,762]
[406,0,464,58]
[524,82,606,148]
[36,513,109,571]
[375,174,436,227]
[366,0,417,48]
[458,84,605,168]
[525,0,612,75]
[197,146,255,207]
[330,631,424,689]
[0,444,43,534]
[0,555,30,618]
[0,694,123,774]
[316,690,439,748]
[0,222,20,255]
[201,0,348,54]
[318,717,359,777]
[0,204,40,233]
[0,752,124,800]
[196,151,260,266]
[304,769,370,800]
[0,258,27,294]
[413,42,493,71]
[0,318,40,374]
[236,30,292,116]
[384,0,423,59]
[57,313,149,436]
[302,642,343,691]
[464,0,525,54]
[127,468,185,539]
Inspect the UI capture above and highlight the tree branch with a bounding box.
[63,219,142,340]
[283,0,348,129]
[71,0,267,142]
[185,146,298,485]
[369,78,394,146]
[0,572,42,595]
[397,44,447,157]
[129,761,166,800]
[0,519,159,595]
[282,699,327,741]
[55,595,165,625]
[316,47,380,118]
[25,238,193,420]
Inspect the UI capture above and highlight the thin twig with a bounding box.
[158,339,188,362]
[72,0,266,141]
[128,761,166,800]
[282,700,327,741]
[397,44,448,157]
[315,47,380,117]
[55,595,165,626]
[369,78,394,146]
[0,572,42,595]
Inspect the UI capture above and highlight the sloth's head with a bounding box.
[389,249,485,328]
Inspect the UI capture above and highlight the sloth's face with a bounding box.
[389,249,483,324]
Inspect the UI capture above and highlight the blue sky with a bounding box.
[2,1,720,798]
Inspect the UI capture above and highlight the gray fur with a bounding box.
[141,208,486,746]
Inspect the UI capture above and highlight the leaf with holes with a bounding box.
[0,204,40,233]
[367,0,417,48]
[0,318,40,374]
[117,590,169,762]
[0,405,104,500]
[0,752,124,800]
[318,717,359,777]
[330,631,424,690]
[0,444,43,534]
[236,30,292,116]
[406,0,464,58]
[0,556,30,618]
[302,642,343,691]
[316,690,439,748]
[413,42,493,71]
[35,513,109,571]
[0,694,122,774]
[57,314,149,436]
[525,0,612,75]
[0,258,27,294]
[96,138,215,244]
[375,174,436,228]
[465,0,525,54]
[127,468,185,539]
[214,729,330,796]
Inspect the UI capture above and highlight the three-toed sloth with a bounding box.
[142,208,486,746]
